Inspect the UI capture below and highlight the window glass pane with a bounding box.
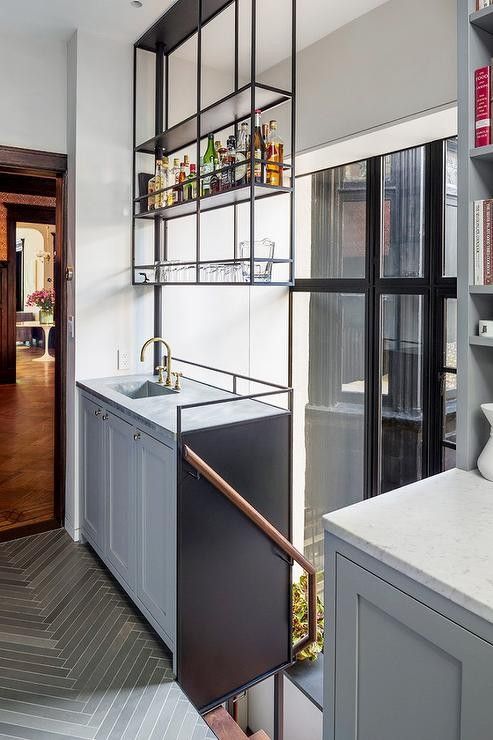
[296,163,367,279]
[292,292,366,575]
[445,298,457,369]
[380,294,424,493]
[444,138,458,278]
[443,372,457,447]
[382,147,425,278]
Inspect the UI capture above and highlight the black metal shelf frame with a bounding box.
[132,0,296,301]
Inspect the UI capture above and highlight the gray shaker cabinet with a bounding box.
[136,430,176,642]
[326,553,493,740]
[106,411,136,589]
[79,395,105,552]
[79,391,176,653]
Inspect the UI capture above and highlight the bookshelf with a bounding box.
[457,0,493,468]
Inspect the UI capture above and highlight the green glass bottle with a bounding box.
[202,133,215,196]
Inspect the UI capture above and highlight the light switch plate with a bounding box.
[118,349,130,371]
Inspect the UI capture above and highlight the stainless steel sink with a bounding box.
[110,381,177,400]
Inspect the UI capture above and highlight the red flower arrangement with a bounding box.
[26,290,55,312]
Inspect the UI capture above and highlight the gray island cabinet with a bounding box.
[323,469,493,740]
[77,371,291,697]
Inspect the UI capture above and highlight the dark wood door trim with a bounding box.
[2,179,67,531]
[0,146,66,175]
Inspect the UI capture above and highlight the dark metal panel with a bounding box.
[136,0,234,54]
[177,413,292,712]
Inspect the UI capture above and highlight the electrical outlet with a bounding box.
[118,349,130,371]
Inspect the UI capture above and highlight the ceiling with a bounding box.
[0,0,391,49]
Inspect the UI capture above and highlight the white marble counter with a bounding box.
[77,373,287,445]
[323,469,493,625]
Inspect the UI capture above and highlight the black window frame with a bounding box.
[290,137,457,501]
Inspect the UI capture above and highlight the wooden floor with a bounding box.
[0,346,54,536]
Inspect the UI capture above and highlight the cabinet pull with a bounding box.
[95,409,102,416]
[134,432,141,441]
[102,414,109,421]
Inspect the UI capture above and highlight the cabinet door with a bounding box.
[106,411,136,588]
[332,555,493,740]
[136,431,175,640]
[80,395,105,549]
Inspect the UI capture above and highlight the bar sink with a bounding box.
[110,380,178,399]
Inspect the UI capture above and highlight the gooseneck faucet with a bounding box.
[140,337,173,387]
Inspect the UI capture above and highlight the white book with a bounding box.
[474,200,484,285]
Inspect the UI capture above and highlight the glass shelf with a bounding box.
[135,84,292,157]
[133,257,293,286]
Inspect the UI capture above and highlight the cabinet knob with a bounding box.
[134,432,141,441]
[102,414,109,421]
[95,409,102,416]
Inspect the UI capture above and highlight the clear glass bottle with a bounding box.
[236,122,249,186]
[171,157,181,204]
[266,120,284,187]
[154,159,164,209]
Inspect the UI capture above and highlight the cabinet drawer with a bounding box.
[333,555,493,740]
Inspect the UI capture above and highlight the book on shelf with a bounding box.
[475,61,493,147]
[473,199,493,284]
[477,0,492,9]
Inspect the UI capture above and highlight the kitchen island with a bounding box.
[77,367,293,711]
[323,468,493,740]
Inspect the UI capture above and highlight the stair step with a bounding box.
[204,707,271,740]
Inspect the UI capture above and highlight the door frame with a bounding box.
[0,145,67,539]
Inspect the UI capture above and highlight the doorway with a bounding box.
[0,148,67,541]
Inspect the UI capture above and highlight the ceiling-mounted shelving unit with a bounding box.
[132,0,296,288]
[457,0,493,468]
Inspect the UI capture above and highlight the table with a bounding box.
[16,320,55,362]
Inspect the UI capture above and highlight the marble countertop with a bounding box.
[323,468,493,625]
[77,373,287,444]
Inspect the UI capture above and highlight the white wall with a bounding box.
[65,30,153,538]
[295,0,456,154]
[0,33,67,153]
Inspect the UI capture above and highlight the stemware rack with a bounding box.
[132,0,296,288]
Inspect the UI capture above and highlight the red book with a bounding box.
[484,201,493,285]
[475,65,492,147]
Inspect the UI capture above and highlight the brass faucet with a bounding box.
[140,337,173,387]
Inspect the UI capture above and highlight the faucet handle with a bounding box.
[155,366,166,385]
[172,371,183,391]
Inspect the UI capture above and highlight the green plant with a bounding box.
[292,574,324,662]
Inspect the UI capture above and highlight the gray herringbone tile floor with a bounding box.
[0,529,217,740]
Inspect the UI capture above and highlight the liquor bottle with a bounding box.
[266,120,284,187]
[236,122,249,186]
[172,158,181,204]
[185,163,197,201]
[158,157,170,209]
[202,134,215,197]
[154,159,164,209]
[222,135,236,190]
[176,162,186,203]
[148,159,159,210]
[210,141,222,194]
[253,109,265,183]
